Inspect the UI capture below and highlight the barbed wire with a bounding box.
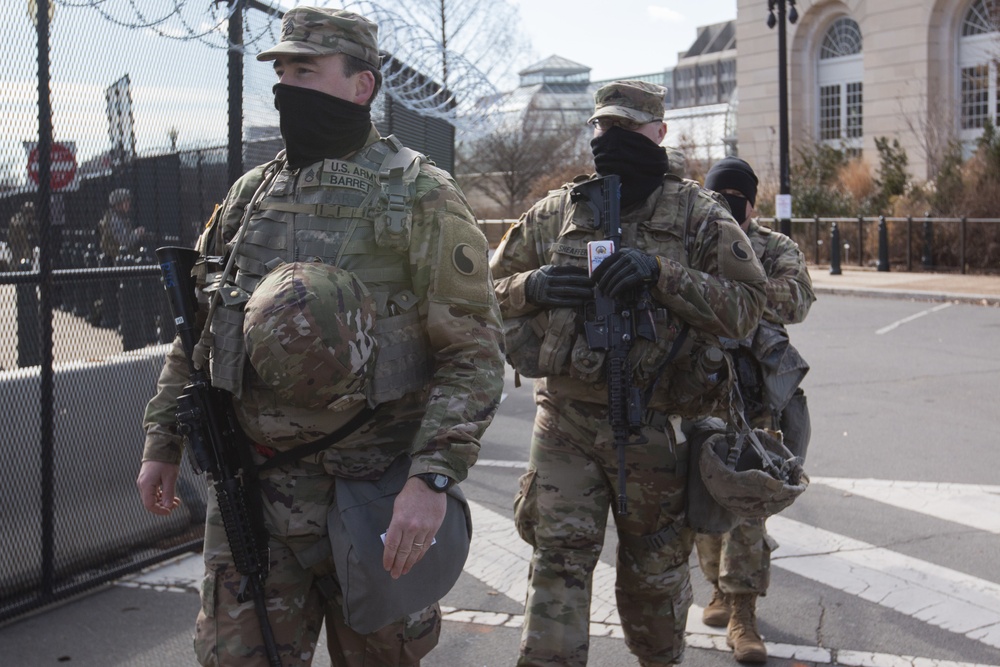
[53,0,499,128]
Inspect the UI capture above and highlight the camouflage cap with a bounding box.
[256,7,380,67]
[699,428,809,519]
[243,262,377,411]
[588,80,666,124]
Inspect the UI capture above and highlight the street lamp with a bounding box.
[767,0,798,237]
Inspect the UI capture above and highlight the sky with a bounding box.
[506,0,738,83]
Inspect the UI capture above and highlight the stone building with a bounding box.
[736,0,1000,190]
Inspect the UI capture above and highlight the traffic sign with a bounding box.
[26,141,78,192]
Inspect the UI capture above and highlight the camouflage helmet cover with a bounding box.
[256,7,380,67]
[243,262,377,410]
[588,80,666,125]
[698,428,809,519]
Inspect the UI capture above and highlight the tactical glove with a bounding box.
[591,248,661,297]
[524,265,594,307]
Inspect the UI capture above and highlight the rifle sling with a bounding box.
[257,406,376,472]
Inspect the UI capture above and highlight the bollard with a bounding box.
[876,215,890,272]
[921,214,933,269]
[830,222,842,275]
[16,258,41,367]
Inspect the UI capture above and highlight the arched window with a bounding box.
[959,0,1000,140]
[816,17,863,152]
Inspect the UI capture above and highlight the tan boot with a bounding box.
[726,594,767,662]
[702,586,731,627]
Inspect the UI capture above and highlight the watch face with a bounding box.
[431,474,449,490]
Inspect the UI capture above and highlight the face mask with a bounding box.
[591,126,669,208]
[273,84,372,169]
[721,193,749,224]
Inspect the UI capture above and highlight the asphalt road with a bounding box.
[1,292,998,666]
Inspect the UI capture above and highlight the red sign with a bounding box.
[27,142,77,191]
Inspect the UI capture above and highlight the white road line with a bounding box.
[768,515,1000,649]
[875,302,952,335]
[813,477,1000,534]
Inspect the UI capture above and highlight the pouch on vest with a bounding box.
[503,308,578,378]
[328,455,472,634]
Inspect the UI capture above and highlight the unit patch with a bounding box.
[452,243,480,276]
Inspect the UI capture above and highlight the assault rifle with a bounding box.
[570,176,656,515]
[156,246,282,667]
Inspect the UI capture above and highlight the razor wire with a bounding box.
[51,0,501,127]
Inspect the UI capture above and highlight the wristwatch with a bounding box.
[415,472,453,493]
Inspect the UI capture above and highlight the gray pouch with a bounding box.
[328,455,472,634]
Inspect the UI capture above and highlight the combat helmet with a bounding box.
[243,262,376,411]
[698,427,809,519]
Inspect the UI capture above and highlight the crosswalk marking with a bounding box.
[768,514,1000,649]
[812,477,1000,534]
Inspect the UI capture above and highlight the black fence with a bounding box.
[780,216,1000,275]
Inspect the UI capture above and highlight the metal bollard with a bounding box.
[830,222,842,275]
[876,215,890,272]
[16,258,41,367]
[120,251,146,352]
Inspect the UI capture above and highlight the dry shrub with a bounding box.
[836,159,877,205]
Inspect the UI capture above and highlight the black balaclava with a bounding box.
[273,83,371,170]
[704,156,759,224]
[591,125,669,208]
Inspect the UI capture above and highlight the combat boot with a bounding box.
[726,594,767,662]
[702,586,731,627]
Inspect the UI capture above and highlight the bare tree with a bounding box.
[457,108,590,218]
[382,0,531,89]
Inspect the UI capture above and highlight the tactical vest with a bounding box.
[205,136,432,411]
[508,176,734,418]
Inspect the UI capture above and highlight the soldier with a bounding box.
[7,201,37,269]
[135,7,505,666]
[98,188,145,261]
[490,81,767,667]
[695,156,815,662]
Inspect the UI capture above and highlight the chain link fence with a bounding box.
[1,0,461,625]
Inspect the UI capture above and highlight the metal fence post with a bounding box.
[857,215,864,266]
[922,213,934,269]
[960,216,967,275]
[906,215,913,271]
[830,222,842,275]
[877,215,890,272]
[813,214,820,264]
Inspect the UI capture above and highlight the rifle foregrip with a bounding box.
[216,479,270,578]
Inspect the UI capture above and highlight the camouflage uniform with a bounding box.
[141,8,504,667]
[694,219,815,597]
[98,188,140,260]
[7,202,36,267]
[491,81,766,664]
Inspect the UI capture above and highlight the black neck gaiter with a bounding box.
[273,84,372,170]
[591,126,669,208]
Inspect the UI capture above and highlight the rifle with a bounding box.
[156,246,282,667]
[570,176,656,515]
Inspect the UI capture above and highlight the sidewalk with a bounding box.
[807,264,1000,306]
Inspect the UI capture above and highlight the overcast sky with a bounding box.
[507,0,738,82]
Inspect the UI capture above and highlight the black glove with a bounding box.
[590,248,660,297]
[524,265,594,307]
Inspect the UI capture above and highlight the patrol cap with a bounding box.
[256,7,380,68]
[588,80,666,125]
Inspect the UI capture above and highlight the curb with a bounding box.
[812,285,1000,307]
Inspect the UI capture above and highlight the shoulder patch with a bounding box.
[716,220,766,283]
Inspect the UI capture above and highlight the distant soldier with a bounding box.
[98,188,144,260]
[8,201,37,269]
